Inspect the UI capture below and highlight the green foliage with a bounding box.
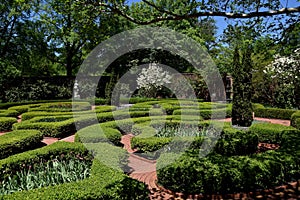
[0,117,17,131]
[291,111,300,129]
[250,123,297,143]
[0,142,149,199]
[131,137,172,152]
[0,110,19,118]
[254,107,297,119]
[95,105,116,113]
[231,44,253,127]
[0,130,43,159]
[75,124,122,146]
[0,157,92,195]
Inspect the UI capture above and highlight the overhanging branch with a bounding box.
[95,2,300,25]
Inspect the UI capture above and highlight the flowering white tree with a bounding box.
[263,48,300,108]
[137,63,172,98]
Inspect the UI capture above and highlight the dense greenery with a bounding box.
[0,157,92,195]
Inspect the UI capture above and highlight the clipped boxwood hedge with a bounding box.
[0,142,148,200]
[249,123,297,143]
[0,110,19,118]
[0,130,43,159]
[157,128,300,194]
[0,117,17,131]
[291,111,300,129]
[173,108,231,119]
[75,124,122,145]
[254,107,297,120]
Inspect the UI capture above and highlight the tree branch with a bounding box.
[95,2,300,25]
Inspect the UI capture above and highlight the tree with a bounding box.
[231,43,254,127]
[38,0,131,76]
[263,48,300,109]
[136,63,172,98]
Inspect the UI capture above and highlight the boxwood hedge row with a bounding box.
[291,111,300,129]
[0,110,19,118]
[249,123,297,143]
[156,126,300,194]
[0,130,43,159]
[130,120,258,156]
[254,107,297,120]
[0,142,149,200]
[0,117,17,131]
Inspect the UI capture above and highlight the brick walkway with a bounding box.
[217,117,290,126]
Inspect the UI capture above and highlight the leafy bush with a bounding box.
[215,128,258,156]
[291,111,300,129]
[249,123,297,143]
[254,107,297,119]
[0,117,17,131]
[0,142,149,200]
[157,149,298,194]
[28,102,91,112]
[0,130,43,159]
[95,105,116,113]
[0,110,19,118]
[8,104,41,115]
[0,157,92,195]
[75,124,122,146]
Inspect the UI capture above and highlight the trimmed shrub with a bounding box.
[28,102,91,112]
[0,142,149,200]
[13,119,77,138]
[157,148,298,194]
[0,117,17,131]
[95,105,116,113]
[291,111,300,129]
[0,109,19,118]
[8,104,41,115]
[131,137,172,152]
[249,123,297,143]
[173,108,231,119]
[215,128,258,156]
[0,130,43,159]
[75,124,122,146]
[254,107,297,120]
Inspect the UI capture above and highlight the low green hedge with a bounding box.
[215,127,258,156]
[13,118,77,138]
[0,130,43,159]
[157,128,300,194]
[173,108,231,119]
[94,105,116,112]
[0,110,19,118]
[249,123,297,143]
[254,107,297,120]
[291,111,300,129]
[0,142,149,200]
[28,102,91,112]
[0,100,73,109]
[130,120,257,156]
[157,149,298,194]
[0,117,17,131]
[15,110,153,138]
[75,124,122,145]
[8,104,41,115]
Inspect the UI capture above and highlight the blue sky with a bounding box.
[126,0,300,36]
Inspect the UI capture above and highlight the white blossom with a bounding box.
[136,63,172,90]
[264,48,300,84]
